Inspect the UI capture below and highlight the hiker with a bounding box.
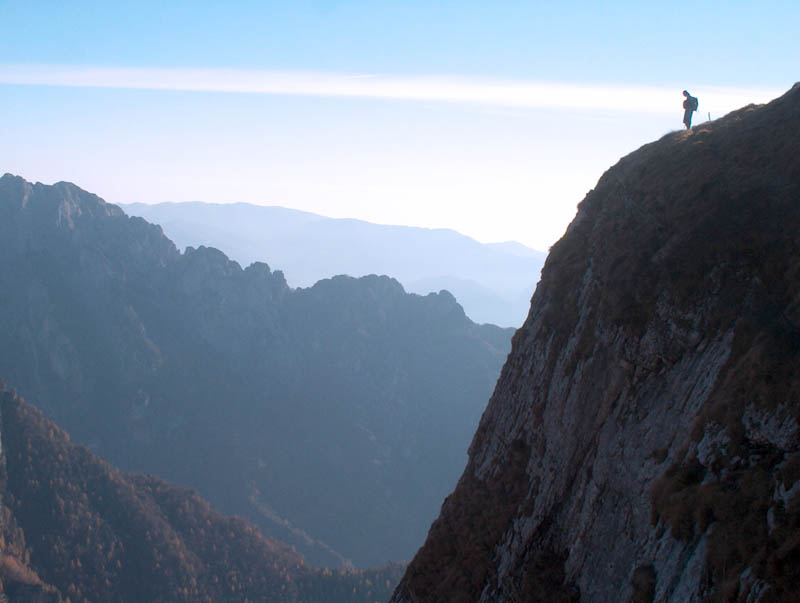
[682,90,699,129]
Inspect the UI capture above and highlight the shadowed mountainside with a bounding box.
[392,84,800,602]
[0,385,402,602]
[120,201,545,327]
[0,173,513,568]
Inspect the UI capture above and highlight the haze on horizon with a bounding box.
[1,1,796,251]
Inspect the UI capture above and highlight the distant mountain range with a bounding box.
[0,173,513,568]
[120,201,546,327]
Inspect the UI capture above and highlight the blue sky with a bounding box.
[1,1,796,249]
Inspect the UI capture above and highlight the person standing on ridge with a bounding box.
[682,90,699,129]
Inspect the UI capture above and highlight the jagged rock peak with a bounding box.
[1,173,125,225]
[392,83,800,602]
[0,175,293,291]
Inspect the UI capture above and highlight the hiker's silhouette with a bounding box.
[682,90,699,130]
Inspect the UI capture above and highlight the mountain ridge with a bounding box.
[0,172,512,568]
[392,83,800,601]
[120,199,546,327]
[0,383,402,602]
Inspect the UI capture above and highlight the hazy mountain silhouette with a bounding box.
[120,201,545,327]
[0,384,403,602]
[0,172,512,568]
[392,84,800,601]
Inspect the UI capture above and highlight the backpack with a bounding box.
[689,96,699,111]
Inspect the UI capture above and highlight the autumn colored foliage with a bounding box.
[0,386,402,602]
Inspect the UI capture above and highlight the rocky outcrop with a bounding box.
[392,83,800,601]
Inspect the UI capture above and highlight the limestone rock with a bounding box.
[393,84,800,601]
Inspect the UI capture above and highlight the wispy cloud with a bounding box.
[0,64,783,116]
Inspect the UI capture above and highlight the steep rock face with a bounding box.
[0,385,403,602]
[0,174,512,568]
[393,84,800,601]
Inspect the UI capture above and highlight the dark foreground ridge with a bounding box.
[392,83,800,602]
[0,384,402,602]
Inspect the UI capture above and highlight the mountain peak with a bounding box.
[392,83,800,601]
[0,174,512,570]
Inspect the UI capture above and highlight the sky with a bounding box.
[1,2,796,251]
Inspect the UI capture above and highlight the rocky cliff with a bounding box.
[392,83,800,602]
[0,174,512,568]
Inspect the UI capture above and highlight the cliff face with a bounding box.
[393,83,800,602]
[0,173,512,568]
